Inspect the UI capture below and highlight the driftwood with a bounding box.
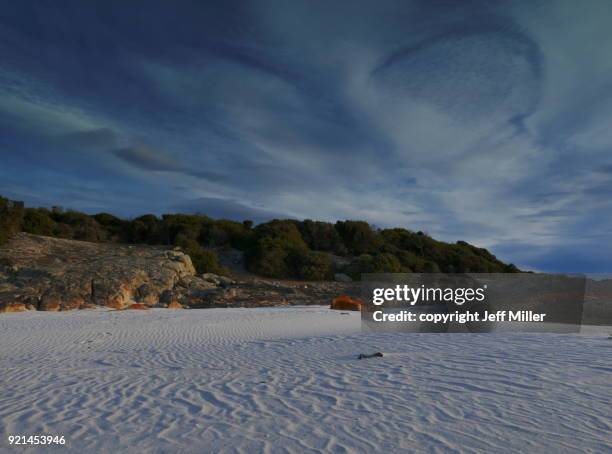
[358,352,384,360]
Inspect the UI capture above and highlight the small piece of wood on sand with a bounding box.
[358,352,384,360]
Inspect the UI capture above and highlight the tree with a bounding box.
[294,250,334,280]
[335,220,380,255]
[0,194,522,279]
[345,252,404,280]
[298,219,346,254]
[245,220,310,278]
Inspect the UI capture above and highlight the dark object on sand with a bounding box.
[358,352,383,359]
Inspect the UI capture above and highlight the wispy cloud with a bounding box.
[1,0,612,271]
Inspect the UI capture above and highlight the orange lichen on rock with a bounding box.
[123,303,150,310]
[0,302,27,313]
[330,295,362,311]
[39,296,61,311]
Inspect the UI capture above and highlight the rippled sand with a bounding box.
[0,307,610,453]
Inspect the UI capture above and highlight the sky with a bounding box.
[1,0,612,272]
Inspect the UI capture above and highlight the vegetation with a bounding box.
[0,195,519,278]
[0,197,24,246]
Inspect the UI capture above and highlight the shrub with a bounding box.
[49,210,107,242]
[245,220,310,278]
[204,219,255,250]
[335,220,380,255]
[22,209,55,236]
[246,237,295,278]
[295,251,334,280]
[297,220,346,254]
[94,213,129,241]
[345,252,404,280]
[0,197,24,245]
[161,214,207,245]
[0,194,521,278]
[175,235,226,274]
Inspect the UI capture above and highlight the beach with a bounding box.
[0,307,610,453]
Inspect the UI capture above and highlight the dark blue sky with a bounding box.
[1,0,612,272]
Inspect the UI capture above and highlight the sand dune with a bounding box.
[0,307,610,453]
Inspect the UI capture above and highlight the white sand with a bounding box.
[0,307,610,453]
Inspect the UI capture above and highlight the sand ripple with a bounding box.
[0,308,610,453]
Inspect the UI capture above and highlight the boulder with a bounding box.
[39,294,61,311]
[0,233,199,311]
[202,273,235,288]
[330,295,362,311]
[201,273,220,285]
[61,296,85,311]
[0,302,26,313]
[136,283,159,305]
[159,289,176,305]
[0,233,360,312]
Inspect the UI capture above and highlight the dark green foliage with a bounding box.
[335,220,380,255]
[253,219,307,245]
[125,214,160,244]
[23,208,55,236]
[245,220,310,278]
[93,213,129,242]
[393,250,440,273]
[298,219,346,254]
[345,253,405,280]
[371,253,404,273]
[51,210,107,242]
[292,250,334,281]
[202,219,255,250]
[161,214,206,245]
[174,235,226,274]
[0,197,24,245]
[246,237,295,278]
[0,195,520,279]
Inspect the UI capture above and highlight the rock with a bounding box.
[218,277,235,288]
[61,296,85,311]
[124,303,149,310]
[0,302,26,313]
[167,301,183,309]
[39,294,61,311]
[330,295,362,311]
[136,283,159,305]
[105,286,132,310]
[0,233,200,312]
[0,289,39,313]
[24,296,39,311]
[201,273,219,285]
[334,273,352,282]
[159,289,175,305]
[0,233,360,312]
[201,273,235,288]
